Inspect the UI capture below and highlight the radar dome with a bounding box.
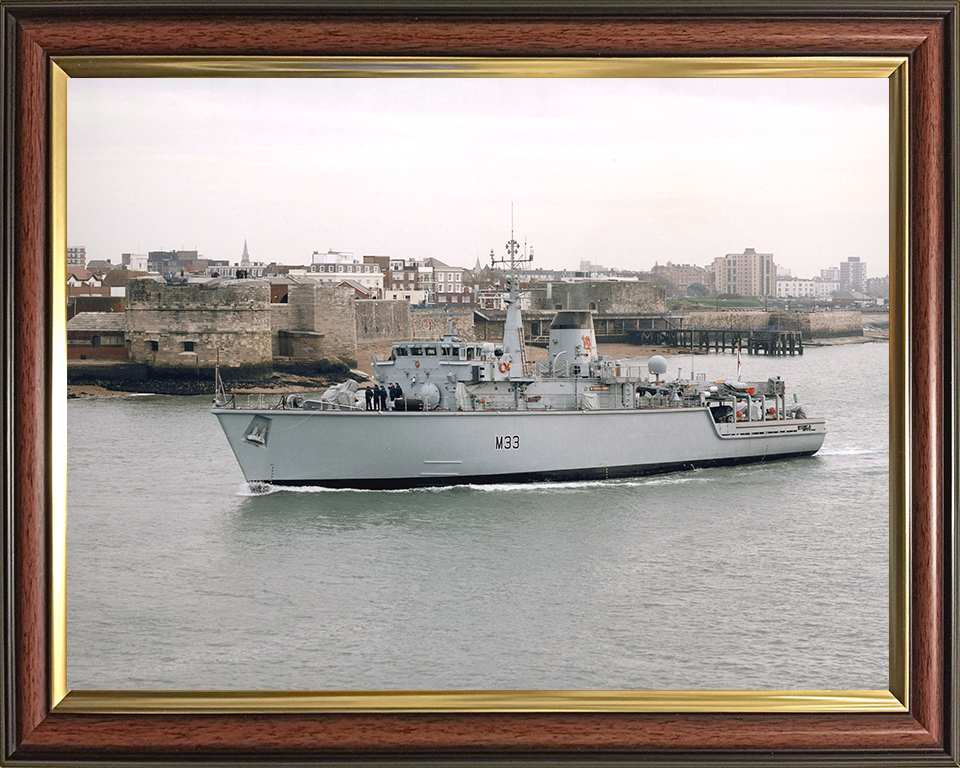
[648,356,668,376]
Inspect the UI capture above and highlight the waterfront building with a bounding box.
[813,277,841,299]
[66,267,102,289]
[833,290,876,308]
[776,277,817,299]
[307,255,383,296]
[578,260,614,277]
[66,312,128,361]
[840,257,867,292]
[86,260,116,275]
[374,256,432,303]
[66,268,111,301]
[865,275,889,299]
[651,261,715,295]
[383,288,430,305]
[67,245,86,268]
[525,268,568,283]
[368,256,476,308]
[147,249,207,274]
[709,248,777,297]
[426,258,474,308]
[821,267,841,281]
[207,263,269,278]
[337,279,379,300]
[121,253,149,271]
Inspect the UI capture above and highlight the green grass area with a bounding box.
[667,296,774,310]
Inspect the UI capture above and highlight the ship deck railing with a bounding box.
[215,393,366,411]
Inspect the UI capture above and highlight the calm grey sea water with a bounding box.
[67,342,888,691]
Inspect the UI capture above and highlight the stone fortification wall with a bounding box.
[411,308,476,342]
[356,300,412,342]
[533,281,666,314]
[273,290,410,360]
[125,278,272,378]
[474,315,504,342]
[276,331,325,360]
[271,303,297,332]
[287,283,357,361]
[681,309,862,339]
[270,304,298,356]
[681,311,777,331]
[798,311,863,339]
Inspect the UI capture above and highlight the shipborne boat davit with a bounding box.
[213,238,825,489]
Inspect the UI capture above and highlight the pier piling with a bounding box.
[626,327,803,355]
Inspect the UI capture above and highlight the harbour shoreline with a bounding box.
[67,332,888,398]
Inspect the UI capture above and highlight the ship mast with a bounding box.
[490,206,533,361]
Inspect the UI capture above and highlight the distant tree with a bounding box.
[686,283,709,297]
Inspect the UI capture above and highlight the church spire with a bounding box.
[240,239,251,267]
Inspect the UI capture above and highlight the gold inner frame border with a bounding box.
[49,55,909,715]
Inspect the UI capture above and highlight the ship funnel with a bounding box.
[549,311,598,374]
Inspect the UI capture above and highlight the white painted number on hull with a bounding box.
[496,435,520,450]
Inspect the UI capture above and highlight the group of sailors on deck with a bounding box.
[364,382,404,411]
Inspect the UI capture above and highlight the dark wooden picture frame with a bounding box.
[2,2,957,765]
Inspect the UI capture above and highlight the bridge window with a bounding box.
[395,347,408,356]
[410,346,422,355]
[425,346,438,356]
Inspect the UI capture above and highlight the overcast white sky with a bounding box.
[68,77,888,279]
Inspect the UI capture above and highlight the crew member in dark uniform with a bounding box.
[378,385,388,411]
[365,386,373,411]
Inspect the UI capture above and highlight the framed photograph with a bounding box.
[2,2,956,765]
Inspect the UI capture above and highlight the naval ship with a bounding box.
[213,237,825,489]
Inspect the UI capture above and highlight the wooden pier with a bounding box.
[626,328,803,355]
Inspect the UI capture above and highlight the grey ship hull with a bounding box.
[213,407,825,489]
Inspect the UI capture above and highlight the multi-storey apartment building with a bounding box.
[709,248,776,297]
[67,246,87,268]
[839,257,867,292]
